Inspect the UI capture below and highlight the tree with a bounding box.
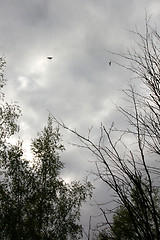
[96,183,160,240]
[29,115,93,240]
[0,56,93,239]
[52,18,160,240]
[0,56,23,239]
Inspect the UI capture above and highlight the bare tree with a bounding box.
[51,18,160,240]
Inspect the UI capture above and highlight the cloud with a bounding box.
[1,0,160,237]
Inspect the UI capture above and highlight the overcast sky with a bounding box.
[1,0,160,238]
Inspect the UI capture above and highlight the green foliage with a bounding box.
[0,58,21,143]
[111,205,137,240]
[96,182,160,240]
[28,115,93,239]
[95,230,110,240]
[0,57,93,240]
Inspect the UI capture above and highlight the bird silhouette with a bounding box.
[109,61,111,66]
[47,56,53,60]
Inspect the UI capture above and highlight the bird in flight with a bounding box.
[109,61,111,66]
[47,56,53,60]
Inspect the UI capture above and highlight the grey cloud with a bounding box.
[1,0,160,238]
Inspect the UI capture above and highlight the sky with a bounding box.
[1,0,160,238]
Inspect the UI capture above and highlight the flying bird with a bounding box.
[109,61,111,66]
[47,56,53,60]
